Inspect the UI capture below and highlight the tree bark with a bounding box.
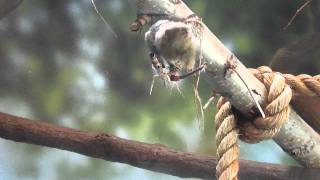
[0,112,319,180]
[128,0,320,167]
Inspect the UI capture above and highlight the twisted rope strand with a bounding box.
[214,66,314,180]
[215,98,239,180]
[252,66,320,97]
[238,70,292,143]
[284,74,320,97]
[215,66,320,180]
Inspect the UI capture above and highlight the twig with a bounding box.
[225,54,266,118]
[0,0,23,19]
[91,0,118,38]
[203,96,215,110]
[283,0,312,30]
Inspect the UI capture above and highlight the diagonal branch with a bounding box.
[0,112,319,180]
[128,0,320,167]
[0,0,23,19]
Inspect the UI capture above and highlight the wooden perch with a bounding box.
[0,112,319,180]
[129,0,320,167]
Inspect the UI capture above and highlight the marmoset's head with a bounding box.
[146,20,198,71]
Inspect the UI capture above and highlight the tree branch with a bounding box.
[0,0,23,19]
[129,0,320,167]
[0,112,319,180]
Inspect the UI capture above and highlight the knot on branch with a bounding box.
[238,66,292,143]
[215,65,320,180]
[215,66,295,180]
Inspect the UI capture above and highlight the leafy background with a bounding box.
[0,0,319,179]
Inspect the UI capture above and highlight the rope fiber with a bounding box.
[215,66,320,180]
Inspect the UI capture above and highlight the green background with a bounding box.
[1,0,319,179]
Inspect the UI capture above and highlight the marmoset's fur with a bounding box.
[145,20,197,72]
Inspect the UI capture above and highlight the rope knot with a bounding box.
[215,66,293,180]
[238,67,292,143]
[215,66,320,180]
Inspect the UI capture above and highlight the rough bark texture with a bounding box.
[129,0,320,167]
[0,112,319,180]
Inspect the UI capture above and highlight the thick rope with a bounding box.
[239,66,292,143]
[214,66,320,180]
[250,66,320,97]
[215,98,239,180]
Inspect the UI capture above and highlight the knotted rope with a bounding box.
[215,66,320,180]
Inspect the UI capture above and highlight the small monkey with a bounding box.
[158,26,197,71]
[146,20,198,73]
[146,19,206,124]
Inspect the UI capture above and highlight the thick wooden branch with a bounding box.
[129,0,320,167]
[0,112,319,180]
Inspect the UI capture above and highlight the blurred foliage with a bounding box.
[0,0,319,179]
